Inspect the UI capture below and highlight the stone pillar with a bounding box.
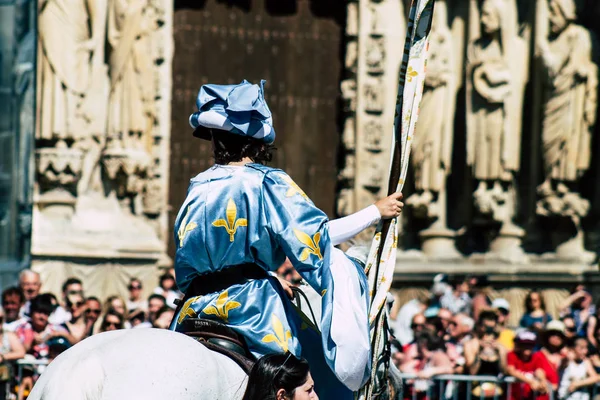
[31,0,173,300]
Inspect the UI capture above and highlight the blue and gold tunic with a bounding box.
[170,163,370,397]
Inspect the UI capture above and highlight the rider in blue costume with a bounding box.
[170,80,403,398]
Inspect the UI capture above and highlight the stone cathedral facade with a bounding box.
[1,0,600,312]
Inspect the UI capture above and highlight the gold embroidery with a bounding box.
[321,289,327,296]
[202,290,241,323]
[262,314,292,352]
[294,229,323,261]
[177,296,201,324]
[212,198,248,242]
[407,66,418,82]
[281,174,308,200]
[177,206,198,247]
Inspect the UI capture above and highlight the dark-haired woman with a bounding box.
[243,353,318,400]
[100,309,124,332]
[169,80,404,397]
[520,290,552,332]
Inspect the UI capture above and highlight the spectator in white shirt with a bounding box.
[18,270,41,318]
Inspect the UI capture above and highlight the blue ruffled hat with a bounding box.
[189,79,276,144]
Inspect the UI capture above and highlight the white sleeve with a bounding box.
[328,205,381,246]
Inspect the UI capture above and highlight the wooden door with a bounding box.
[169,0,345,255]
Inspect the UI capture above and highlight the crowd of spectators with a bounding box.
[389,274,600,400]
[4,264,600,400]
[0,269,183,398]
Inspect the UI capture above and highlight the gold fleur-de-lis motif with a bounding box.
[202,290,241,323]
[407,66,418,82]
[262,314,293,352]
[280,174,308,200]
[177,296,201,324]
[212,198,248,242]
[178,206,198,247]
[293,229,323,261]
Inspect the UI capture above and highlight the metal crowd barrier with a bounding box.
[15,358,49,383]
[397,373,555,400]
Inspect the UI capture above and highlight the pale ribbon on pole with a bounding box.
[357,1,436,398]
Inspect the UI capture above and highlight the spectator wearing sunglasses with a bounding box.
[493,298,516,351]
[397,313,427,367]
[100,309,124,332]
[243,352,318,400]
[84,297,102,336]
[447,313,474,373]
[126,278,147,313]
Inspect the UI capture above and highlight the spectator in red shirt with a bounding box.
[507,331,553,400]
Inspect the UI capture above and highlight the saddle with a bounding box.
[180,318,255,375]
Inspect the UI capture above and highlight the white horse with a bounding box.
[28,328,247,400]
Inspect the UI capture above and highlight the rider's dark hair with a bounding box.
[242,352,310,400]
[202,128,274,165]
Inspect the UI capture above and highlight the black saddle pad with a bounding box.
[181,318,255,375]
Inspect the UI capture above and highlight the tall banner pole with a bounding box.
[357,1,436,398]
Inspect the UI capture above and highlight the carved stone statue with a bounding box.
[36,0,107,201]
[105,0,162,213]
[536,0,598,262]
[407,0,461,259]
[36,0,93,142]
[466,0,528,260]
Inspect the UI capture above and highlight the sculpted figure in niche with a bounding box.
[536,0,598,260]
[106,0,162,213]
[409,0,453,221]
[466,0,527,255]
[36,0,108,198]
[36,0,94,142]
[407,0,461,259]
[107,0,161,150]
[538,0,597,198]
